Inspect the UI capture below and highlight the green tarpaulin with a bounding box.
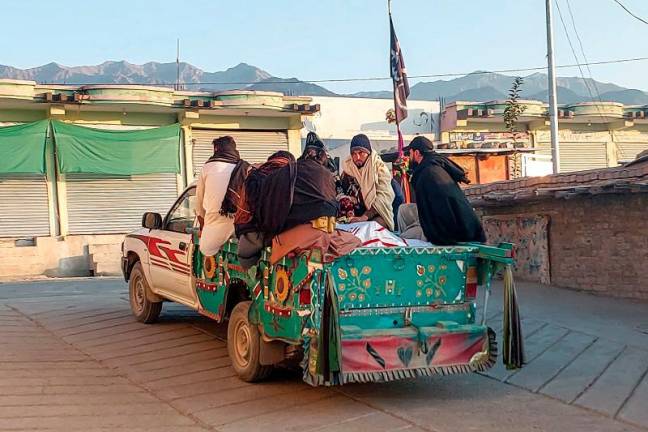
[52,121,181,175]
[0,120,48,174]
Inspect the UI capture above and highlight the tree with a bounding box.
[503,77,527,143]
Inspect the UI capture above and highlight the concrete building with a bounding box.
[0,79,317,278]
[306,96,528,184]
[441,100,648,174]
[302,96,439,160]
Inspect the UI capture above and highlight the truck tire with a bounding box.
[228,301,272,382]
[129,262,162,324]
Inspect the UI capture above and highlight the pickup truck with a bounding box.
[122,184,516,385]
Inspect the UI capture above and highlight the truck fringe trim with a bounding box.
[303,327,497,386]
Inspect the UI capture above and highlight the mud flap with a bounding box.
[259,338,285,366]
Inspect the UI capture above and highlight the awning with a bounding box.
[0,120,48,174]
[52,121,181,175]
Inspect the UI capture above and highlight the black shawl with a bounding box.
[256,159,338,237]
[411,153,486,245]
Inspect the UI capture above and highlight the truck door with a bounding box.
[148,187,197,307]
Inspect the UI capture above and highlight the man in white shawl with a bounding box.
[340,134,395,230]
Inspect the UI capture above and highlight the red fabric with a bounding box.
[270,224,361,265]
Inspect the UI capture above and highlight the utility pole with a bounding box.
[545,0,561,173]
[175,38,181,91]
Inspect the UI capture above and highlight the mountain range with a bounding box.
[1,60,647,105]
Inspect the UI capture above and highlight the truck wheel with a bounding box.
[228,301,272,382]
[129,262,162,324]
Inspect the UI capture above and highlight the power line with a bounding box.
[565,0,605,104]
[555,0,608,123]
[556,1,597,101]
[44,56,648,87]
[613,0,648,25]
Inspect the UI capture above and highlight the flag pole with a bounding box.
[389,0,410,202]
[388,0,404,157]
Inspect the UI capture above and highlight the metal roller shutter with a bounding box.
[559,142,608,172]
[617,142,648,162]
[65,173,178,234]
[0,174,50,238]
[192,129,289,176]
[534,141,608,172]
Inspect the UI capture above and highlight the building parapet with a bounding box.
[0,79,320,115]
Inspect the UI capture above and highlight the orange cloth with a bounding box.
[270,224,361,265]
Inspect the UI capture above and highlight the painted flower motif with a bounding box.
[426,288,434,297]
[338,283,345,291]
[435,289,442,297]
[439,276,447,285]
[440,264,448,270]
[362,266,372,275]
[428,265,436,272]
[349,293,357,301]
[339,294,345,302]
[416,265,425,276]
[358,294,366,302]
[338,268,348,280]
[350,267,359,277]
[417,280,424,287]
[363,279,371,289]
[416,289,423,298]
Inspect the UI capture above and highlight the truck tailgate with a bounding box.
[330,246,480,309]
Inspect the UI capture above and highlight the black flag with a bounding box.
[390,14,410,123]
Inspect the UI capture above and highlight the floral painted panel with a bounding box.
[483,215,550,284]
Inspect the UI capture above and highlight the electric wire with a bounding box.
[612,0,648,25]
[555,0,609,123]
[565,0,605,105]
[44,56,648,87]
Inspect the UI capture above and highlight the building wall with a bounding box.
[0,91,309,278]
[304,96,439,158]
[0,235,124,278]
[477,194,648,300]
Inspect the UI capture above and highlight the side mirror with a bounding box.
[142,212,162,230]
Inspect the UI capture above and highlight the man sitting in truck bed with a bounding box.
[235,150,296,269]
[195,136,250,256]
[255,132,361,264]
[400,136,486,245]
[339,134,395,230]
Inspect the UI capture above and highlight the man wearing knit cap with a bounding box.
[340,134,395,230]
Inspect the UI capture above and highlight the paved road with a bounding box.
[1,278,647,432]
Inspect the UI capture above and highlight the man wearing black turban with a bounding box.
[400,136,486,245]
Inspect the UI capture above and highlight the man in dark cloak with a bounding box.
[255,132,360,264]
[400,136,486,245]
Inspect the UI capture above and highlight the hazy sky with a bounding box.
[2,0,648,93]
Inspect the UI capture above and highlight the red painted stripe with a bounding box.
[151,257,189,276]
[150,257,169,266]
[171,265,190,275]
[151,256,189,269]
[170,262,190,270]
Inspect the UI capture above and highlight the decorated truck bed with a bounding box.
[194,239,513,385]
[122,185,520,386]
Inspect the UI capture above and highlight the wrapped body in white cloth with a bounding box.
[336,221,433,248]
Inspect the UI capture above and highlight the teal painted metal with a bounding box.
[191,235,507,386]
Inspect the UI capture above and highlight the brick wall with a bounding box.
[477,193,648,300]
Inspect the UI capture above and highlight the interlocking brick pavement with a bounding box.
[1,278,646,432]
